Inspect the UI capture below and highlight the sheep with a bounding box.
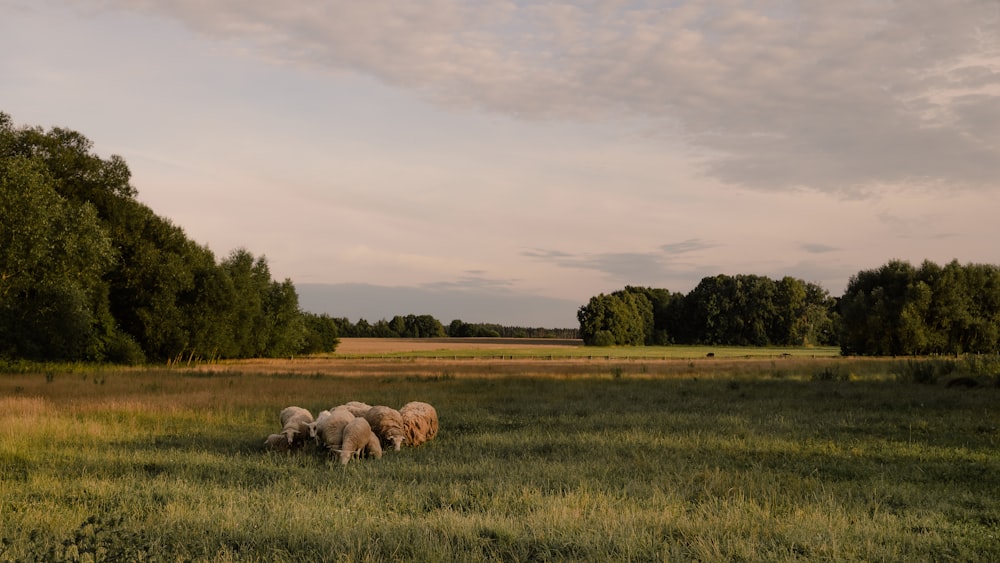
[364,432,383,460]
[264,433,291,452]
[279,406,314,449]
[307,409,332,443]
[399,401,438,447]
[364,405,406,451]
[316,406,356,452]
[341,401,373,417]
[337,417,377,465]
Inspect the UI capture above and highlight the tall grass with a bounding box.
[1,362,998,561]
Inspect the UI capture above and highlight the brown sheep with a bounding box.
[400,401,438,447]
[364,405,406,451]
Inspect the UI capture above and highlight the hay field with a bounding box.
[334,337,584,354]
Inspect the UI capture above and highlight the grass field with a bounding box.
[326,338,843,359]
[1,345,998,561]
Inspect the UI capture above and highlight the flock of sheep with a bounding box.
[264,401,439,465]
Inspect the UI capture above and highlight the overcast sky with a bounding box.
[3,0,999,327]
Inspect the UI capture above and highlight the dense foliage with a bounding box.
[330,316,577,339]
[840,259,1000,356]
[580,261,1000,356]
[579,277,837,347]
[0,113,338,363]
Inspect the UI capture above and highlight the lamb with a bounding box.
[315,406,356,452]
[364,405,406,451]
[337,417,379,465]
[399,401,438,447]
[264,433,291,452]
[341,401,373,417]
[279,406,314,448]
[307,409,332,443]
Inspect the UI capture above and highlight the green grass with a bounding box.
[1,363,998,561]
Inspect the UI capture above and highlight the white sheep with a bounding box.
[365,432,383,460]
[400,401,438,447]
[341,401,373,417]
[364,405,406,451]
[279,406,314,449]
[338,417,378,465]
[316,406,356,452]
[307,409,331,443]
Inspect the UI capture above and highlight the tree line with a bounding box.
[6,113,999,362]
[579,260,1000,356]
[1,113,339,363]
[840,259,1000,356]
[329,316,577,339]
[578,276,837,347]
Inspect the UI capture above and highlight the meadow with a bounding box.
[1,341,998,561]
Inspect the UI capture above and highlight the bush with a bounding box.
[591,330,615,347]
[102,331,146,365]
[892,358,956,384]
[812,366,847,382]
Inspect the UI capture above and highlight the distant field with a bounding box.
[331,337,841,359]
[334,337,585,354]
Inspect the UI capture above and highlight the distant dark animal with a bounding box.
[945,377,979,389]
[706,352,715,358]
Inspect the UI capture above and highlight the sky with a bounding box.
[3,0,1000,328]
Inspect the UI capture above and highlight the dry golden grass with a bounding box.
[334,337,583,354]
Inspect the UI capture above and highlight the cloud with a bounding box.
[419,272,519,292]
[660,238,718,255]
[801,243,839,254]
[81,0,1000,195]
[877,210,960,240]
[522,244,721,288]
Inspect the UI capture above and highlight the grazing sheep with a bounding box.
[364,405,406,451]
[338,417,375,465]
[316,407,356,451]
[264,433,291,452]
[279,406,314,448]
[400,401,438,447]
[307,410,332,443]
[364,432,383,460]
[341,401,373,417]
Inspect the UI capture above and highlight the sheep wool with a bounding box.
[338,417,374,465]
[264,433,290,452]
[364,405,406,451]
[364,432,383,459]
[279,406,314,448]
[319,407,356,452]
[400,401,439,447]
[341,401,373,417]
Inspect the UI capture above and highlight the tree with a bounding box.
[577,292,649,346]
[0,151,115,360]
[1,113,325,363]
[300,313,340,354]
[837,259,1000,356]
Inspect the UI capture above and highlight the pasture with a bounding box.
[1,341,998,561]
